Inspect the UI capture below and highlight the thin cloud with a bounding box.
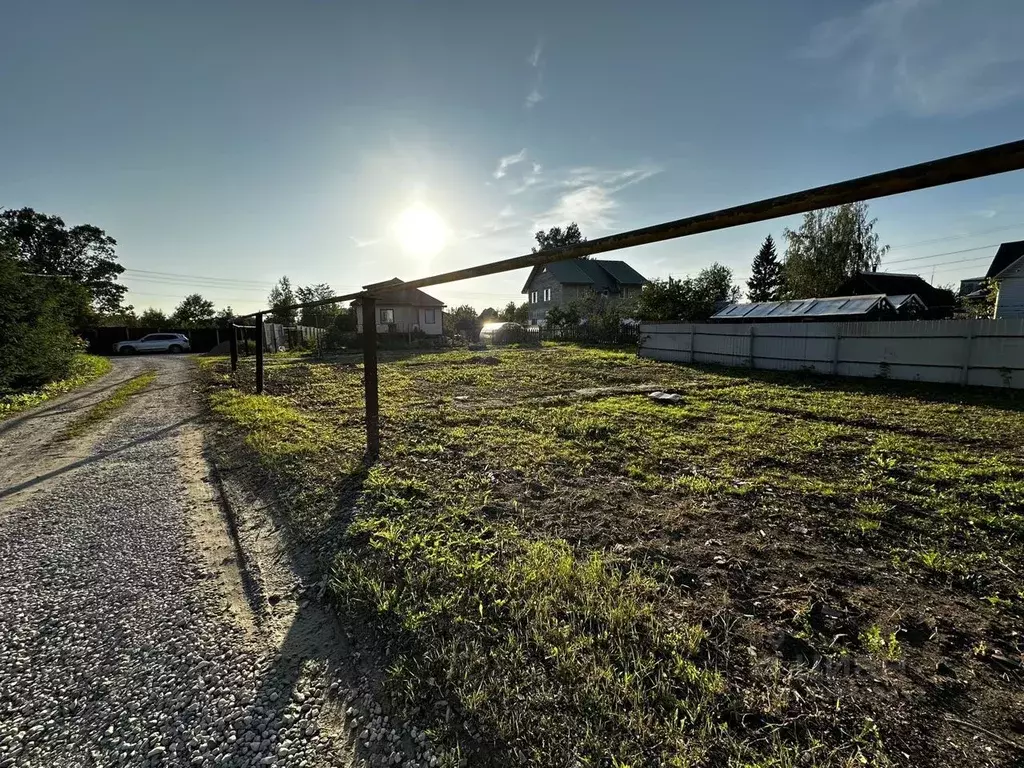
[493,149,527,179]
[802,0,1024,119]
[350,236,382,248]
[530,163,662,234]
[524,36,545,109]
[528,38,543,68]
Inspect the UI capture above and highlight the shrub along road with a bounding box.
[0,357,361,768]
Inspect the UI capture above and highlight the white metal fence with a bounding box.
[638,318,1024,389]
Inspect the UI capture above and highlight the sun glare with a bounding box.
[393,204,448,258]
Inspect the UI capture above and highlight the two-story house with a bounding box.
[521,259,647,326]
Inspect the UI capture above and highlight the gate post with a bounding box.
[361,297,380,459]
[255,313,265,394]
[229,324,238,372]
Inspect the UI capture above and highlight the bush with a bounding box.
[0,253,91,393]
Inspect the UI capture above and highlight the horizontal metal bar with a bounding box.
[234,291,364,321]
[234,139,1024,320]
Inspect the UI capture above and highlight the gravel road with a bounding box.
[0,356,350,767]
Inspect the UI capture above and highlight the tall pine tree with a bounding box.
[747,234,785,302]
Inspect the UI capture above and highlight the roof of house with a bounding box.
[352,278,445,307]
[521,259,647,293]
[986,240,1024,278]
[837,272,949,307]
[712,294,894,321]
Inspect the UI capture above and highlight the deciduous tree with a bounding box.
[139,307,169,327]
[268,276,297,324]
[532,222,585,253]
[172,293,215,327]
[0,207,127,313]
[783,202,889,299]
[636,263,741,322]
[296,283,340,327]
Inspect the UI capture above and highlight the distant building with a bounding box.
[835,272,954,319]
[521,259,647,326]
[353,278,445,335]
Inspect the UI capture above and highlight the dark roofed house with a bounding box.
[959,241,1024,318]
[521,259,647,326]
[353,278,445,335]
[835,272,955,319]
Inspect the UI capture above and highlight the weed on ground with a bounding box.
[203,346,1024,767]
[0,354,112,421]
[63,369,156,439]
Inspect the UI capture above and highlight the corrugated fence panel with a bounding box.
[639,319,1024,389]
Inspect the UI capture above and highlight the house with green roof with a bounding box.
[520,258,648,326]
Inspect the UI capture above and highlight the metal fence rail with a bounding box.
[228,139,1024,457]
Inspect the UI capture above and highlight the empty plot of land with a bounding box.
[206,346,1024,767]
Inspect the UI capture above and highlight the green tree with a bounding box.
[172,293,215,327]
[139,307,169,327]
[636,263,741,322]
[747,234,785,302]
[296,283,340,327]
[268,276,297,324]
[532,222,585,253]
[449,304,479,339]
[783,202,889,299]
[0,249,91,392]
[499,301,529,324]
[99,305,139,328]
[479,307,499,323]
[0,207,127,313]
[214,306,235,326]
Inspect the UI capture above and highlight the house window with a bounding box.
[529,291,538,303]
[621,288,628,299]
[542,288,552,302]
[380,308,395,324]
[423,308,436,324]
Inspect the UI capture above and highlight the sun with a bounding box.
[393,204,449,258]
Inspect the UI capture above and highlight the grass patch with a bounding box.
[203,346,1024,767]
[62,369,156,439]
[0,354,111,420]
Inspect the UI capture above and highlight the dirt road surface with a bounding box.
[0,356,353,767]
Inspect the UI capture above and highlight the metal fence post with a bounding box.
[832,325,841,376]
[229,324,238,372]
[960,326,974,386]
[689,325,696,364]
[361,297,380,459]
[255,313,265,395]
[748,325,756,368]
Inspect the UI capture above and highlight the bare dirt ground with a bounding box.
[0,356,371,767]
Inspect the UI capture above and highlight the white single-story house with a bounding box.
[353,278,445,336]
[962,241,1024,318]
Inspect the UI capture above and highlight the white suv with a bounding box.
[114,333,191,355]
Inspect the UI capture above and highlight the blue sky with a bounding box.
[2,0,1023,315]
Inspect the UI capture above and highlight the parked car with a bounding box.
[479,321,527,345]
[113,333,191,355]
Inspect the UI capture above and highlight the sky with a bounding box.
[2,0,1024,315]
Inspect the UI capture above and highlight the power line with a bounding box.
[122,276,274,293]
[886,222,1024,251]
[121,267,275,288]
[881,243,998,267]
